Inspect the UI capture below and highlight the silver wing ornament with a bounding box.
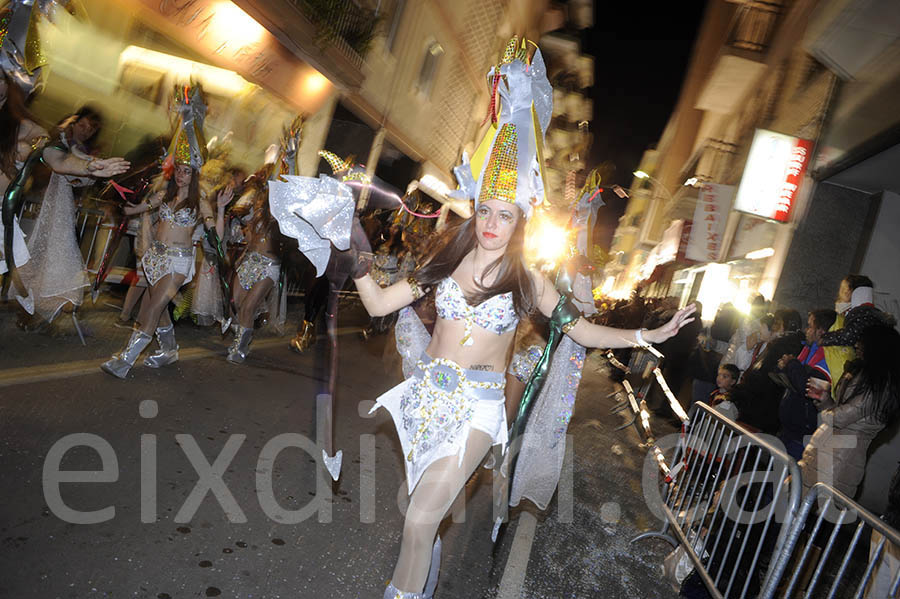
[268,174,355,276]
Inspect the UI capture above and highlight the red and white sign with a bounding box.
[686,183,734,262]
[734,129,813,223]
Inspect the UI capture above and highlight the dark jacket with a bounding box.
[733,331,805,434]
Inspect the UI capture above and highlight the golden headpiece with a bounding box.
[452,36,551,220]
[167,84,208,169]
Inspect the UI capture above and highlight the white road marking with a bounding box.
[497,511,538,598]
[0,328,360,388]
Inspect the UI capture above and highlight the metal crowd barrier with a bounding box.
[633,402,803,599]
[605,347,688,447]
[764,482,900,599]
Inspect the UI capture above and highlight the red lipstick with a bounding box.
[482,232,497,239]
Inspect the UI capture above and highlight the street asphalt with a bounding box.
[0,291,679,598]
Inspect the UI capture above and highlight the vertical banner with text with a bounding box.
[685,183,734,262]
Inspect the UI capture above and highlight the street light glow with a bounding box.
[745,247,775,260]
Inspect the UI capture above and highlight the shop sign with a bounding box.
[733,129,813,222]
[686,183,734,262]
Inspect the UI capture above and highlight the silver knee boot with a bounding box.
[100,329,152,379]
[383,537,441,599]
[144,324,179,368]
[227,326,253,364]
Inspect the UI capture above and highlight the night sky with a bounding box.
[582,0,706,249]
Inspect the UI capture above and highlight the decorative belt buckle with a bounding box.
[427,361,461,394]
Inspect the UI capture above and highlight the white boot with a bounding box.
[144,324,179,368]
[100,330,152,379]
[227,326,253,364]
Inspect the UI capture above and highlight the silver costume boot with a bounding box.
[144,324,179,368]
[227,326,253,364]
[100,329,152,379]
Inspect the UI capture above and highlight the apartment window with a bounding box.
[416,40,443,97]
[385,0,406,54]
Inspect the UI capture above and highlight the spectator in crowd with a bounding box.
[799,324,900,498]
[730,308,805,434]
[778,308,838,459]
[721,294,768,373]
[689,302,740,406]
[709,363,740,420]
[822,274,896,348]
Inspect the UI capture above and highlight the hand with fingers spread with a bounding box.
[646,304,698,344]
[217,184,234,211]
[88,157,131,178]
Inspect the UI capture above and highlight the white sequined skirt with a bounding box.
[236,251,280,290]
[370,353,507,494]
[141,240,195,287]
[0,216,29,274]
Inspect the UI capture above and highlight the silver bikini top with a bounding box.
[159,201,198,228]
[435,277,519,345]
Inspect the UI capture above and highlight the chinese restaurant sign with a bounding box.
[733,129,813,222]
[686,183,734,262]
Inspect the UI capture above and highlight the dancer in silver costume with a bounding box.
[100,85,231,379]
[226,169,283,364]
[350,38,698,599]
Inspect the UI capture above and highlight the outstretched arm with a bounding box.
[122,191,163,216]
[532,272,696,349]
[42,145,130,178]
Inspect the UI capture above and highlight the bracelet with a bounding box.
[635,328,650,347]
[561,316,581,334]
[408,277,423,300]
[85,157,97,172]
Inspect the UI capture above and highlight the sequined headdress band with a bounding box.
[167,84,208,170]
[450,35,552,221]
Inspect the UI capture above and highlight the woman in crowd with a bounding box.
[799,324,900,497]
[16,105,129,321]
[226,170,282,363]
[1,70,43,301]
[348,38,696,598]
[101,86,231,378]
[354,195,695,597]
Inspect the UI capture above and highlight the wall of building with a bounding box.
[772,182,875,314]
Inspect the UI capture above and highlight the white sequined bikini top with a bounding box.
[435,277,518,344]
[159,201,198,228]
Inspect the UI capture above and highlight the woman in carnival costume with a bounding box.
[221,118,301,362]
[100,85,232,379]
[14,105,130,321]
[347,37,697,598]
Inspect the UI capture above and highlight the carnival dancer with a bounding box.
[345,38,698,598]
[225,168,284,363]
[15,106,130,322]
[100,85,231,378]
[1,69,43,305]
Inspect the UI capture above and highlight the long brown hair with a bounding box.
[414,215,537,318]
[0,72,32,179]
[163,168,201,214]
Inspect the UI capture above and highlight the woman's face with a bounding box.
[72,117,99,145]
[474,199,521,251]
[0,78,7,110]
[838,279,852,303]
[174,164,193,189]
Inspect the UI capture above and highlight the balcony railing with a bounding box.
[727,1,783,53]
[679,138,739,185]
[293,0,381,68]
